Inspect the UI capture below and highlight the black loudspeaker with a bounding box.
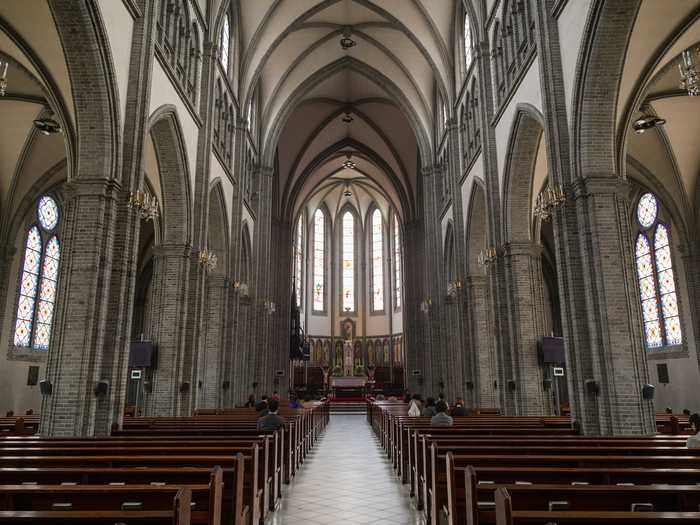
[507,380,516,392]
[252,382,258,389]
[144,381,153,393]
[542,379,552,391]
[180,382,190,393]
[493,381,498,390]
[197,380,203,389]
[27,366,39,386]
[585,379,599,396]
[94,380,109,397]
[222,381,230,391]
[642,384,655,400]
[128,342,157,369]
[466,381,474,391]
[39,380,52,396]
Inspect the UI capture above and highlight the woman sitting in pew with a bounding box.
[687,413,700,448]
[430,401,453,427]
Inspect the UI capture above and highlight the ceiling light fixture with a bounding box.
[0,60,8,96]
[33,110,62,135]
[342,111,354,123]
[633,114,666,134]
[342,153,356,170]
[343,183,352,197]
[340,27,356,50]
[679,48,700,96]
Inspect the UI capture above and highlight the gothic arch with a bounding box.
[502,104,545,243]
[147,105,193,246]
[466,179,488,275]
[443,220,456,285]
[207,181,230,277]
[240,221,252,285]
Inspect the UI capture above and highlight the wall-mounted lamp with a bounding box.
[264,300,276,315]
[127,190,159,222]
[477,247,498,268]
[534,184,566,222]
[420,298,432,314]
[233,281,249,297]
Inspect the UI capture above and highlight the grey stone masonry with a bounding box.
[199,275,228,408]
[465,275,497,409]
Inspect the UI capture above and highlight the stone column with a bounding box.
[143,243,191,416]
[199,274,229,408]
[464,274,497,409]
[403,220,424,393]
[680,240,700,375]
[502,242,548,415]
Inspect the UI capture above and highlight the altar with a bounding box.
[330,376,367,398]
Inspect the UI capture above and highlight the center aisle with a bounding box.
[271,414,424,525]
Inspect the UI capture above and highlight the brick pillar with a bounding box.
[680,241,700,375]
[403,220,424,393]
[465,274,498,409]
[41,180,121,436]
[558,178,654,434]
[143,244,191,416]
[502,242,548,415]
[199,275,228,408]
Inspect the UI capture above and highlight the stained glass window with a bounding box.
[293,216,303,308]
[371,209,384,311]
[342,211,354,312]
[393,215,402,309]
[13,195,61,349]
[634,193,682,349]
[464,14,473,70]
[220,14,230,73]
[313,209,325,311]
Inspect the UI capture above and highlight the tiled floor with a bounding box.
[270,414,425,525]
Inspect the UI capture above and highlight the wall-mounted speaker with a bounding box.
[39,380,52,396]
[493,380,498,390]
[252,382,258,389]
[542,379,552,391]
[94,380,109,397]
[642,384,655,400]
[144,381,153,393]
[27,366,39,386]
[180,382,190,393]
[585,379,599,396]
[466,381,474,391]
[222,381,230,391]
[197,380,203,389]
[507,380,516,392]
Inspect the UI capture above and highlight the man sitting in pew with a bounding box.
[450,398,468,417]
[258,399,286,431]
[431,401,453,427]
[688,413,700,448]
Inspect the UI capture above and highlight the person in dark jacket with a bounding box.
[451,398,468,417]
[244,394,256,408]
[257,400,286,431]
[422,397,437,417]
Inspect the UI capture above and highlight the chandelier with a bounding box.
[343,153,356,170]
[233,281,249,297]
[633,114,665,134]
[0,60,8,96]
[264,299,277,315]
[198,248,217,273]
[128,191,159,221]
[477,247,498,268]
[534,184,566,222]
[340,27,356,50]
[447,280,462,298]
[679,48,700,96]
[420,298,431,314]
[342,111,354,123]
[343,183,352,197]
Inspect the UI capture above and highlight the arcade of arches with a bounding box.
[0,0,699,438]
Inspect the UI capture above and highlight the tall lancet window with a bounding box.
[393,214,402,310]
[634,192,682,349]
[464,11,473,70]
[313,209,325,312]
[219,14,231,73]
[371,209,384,311]
[293,215,303,308]
[342,211,355,312]
[14,195,61,350]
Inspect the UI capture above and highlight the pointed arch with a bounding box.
[466,179,488,275]
[337,203,361,315]
[369,205,385,312]
[207,180,230,276]
[240,221,253,285]
[148,105,193,246]
[311,205,330,313]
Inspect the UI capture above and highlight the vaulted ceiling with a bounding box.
[232,0,458,222]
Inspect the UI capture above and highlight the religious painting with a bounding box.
[322,340,331,365]
[340,318,355,341]
[394,336,402,364]
[334,340,343,368]
[383,339,390,364]
[314,340,322,363]
[353,340,363,369]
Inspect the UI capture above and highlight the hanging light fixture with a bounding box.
[533,184,566,222]
[340,27,356,50]
[633,114,666,134]
[33,110,62,135]
[679,48,700,96]
[0,59,8,96]
[198,248,218,273]
[128,190,159,221]
[342,153,356,170]
[477,247,498,268]
[343,183,352,197]
[342,111,354,123]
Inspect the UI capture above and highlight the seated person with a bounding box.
[431,401,453,427]
[256,400,269,417]
[422,397,437,417]
[288,393,302,409]
[255,395,269,412]
[687,413,700,449]
[244,394,256,408]
[408,394,423,416]
[451,398,468,417]
[257,400,286,431]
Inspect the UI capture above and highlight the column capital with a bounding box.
[62,178,123,202]
[571,175,631,200]
[503,241,542,258]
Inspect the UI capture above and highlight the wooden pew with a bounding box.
[494,487,700,525]
[0,486,191,524]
